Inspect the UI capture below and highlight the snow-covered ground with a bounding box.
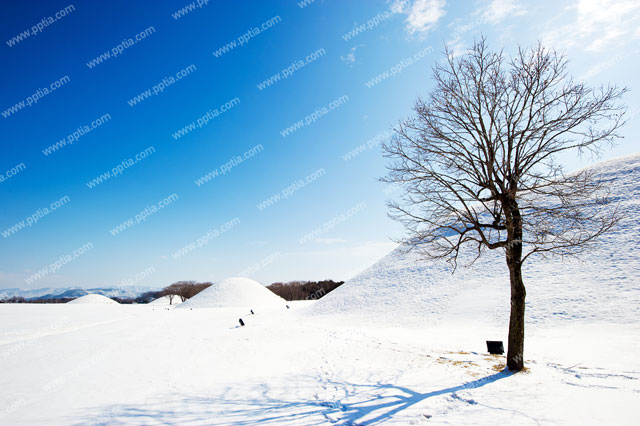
[0,303,638,425]
[1,154,639,425]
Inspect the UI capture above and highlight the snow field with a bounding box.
[0,304,638,425]
[1,155,638,424]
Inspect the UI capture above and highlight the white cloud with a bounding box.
[481,0,526,24]
[443,1,525,57]
[445,38,467,57]
[341,47,357,64]
[392,0,447,34]
[341,44,365,65]
[543,0,640,52]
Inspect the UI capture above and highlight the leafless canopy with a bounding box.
[164,281,212,302]
[383,38,626,269]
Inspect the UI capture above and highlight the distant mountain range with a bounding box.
[0,286,159,301]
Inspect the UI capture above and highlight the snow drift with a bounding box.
[178,277,285,308]
[309,154,640,327]
[67,294,119,304]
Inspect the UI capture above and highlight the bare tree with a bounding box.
[164,281,212,302]
[383,38,626,371]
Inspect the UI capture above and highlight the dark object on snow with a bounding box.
[486,341,504,355]
[286,305,290,309]
[239,318,245,326]
[250,309,254,315]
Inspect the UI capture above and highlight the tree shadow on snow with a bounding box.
[72,371,511,425]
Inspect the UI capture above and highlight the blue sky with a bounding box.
[1,0,638,290]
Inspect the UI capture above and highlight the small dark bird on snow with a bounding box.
[239,318,245,326]
[286,305,290,309]
[250,309,254,315]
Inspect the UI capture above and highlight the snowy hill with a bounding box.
[67,294,119,304]
[179,277,285,309]
[310,154,640,327]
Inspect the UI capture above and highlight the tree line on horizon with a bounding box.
[267,280,344,301]
[0,279,344,304]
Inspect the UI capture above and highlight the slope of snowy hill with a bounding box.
[310,153,640,327]
[67,294,119,304]
[178,277,286,309]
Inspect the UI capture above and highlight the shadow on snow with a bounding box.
[72,371,512,425]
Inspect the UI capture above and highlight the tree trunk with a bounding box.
[506,255,526,371]
[505,199,526,371]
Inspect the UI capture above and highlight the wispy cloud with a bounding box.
[480,0,526,24]
[341,44,366,65]
[543,0,640,52]
[341,46,358,64]
[580,50,638,81]
[444,0,526,56]
[392,0,447,35]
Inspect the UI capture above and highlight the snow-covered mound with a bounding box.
[310,153,640,327]
[67,294,119,304]
[149,294,182,305]
[178,277,285,309]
